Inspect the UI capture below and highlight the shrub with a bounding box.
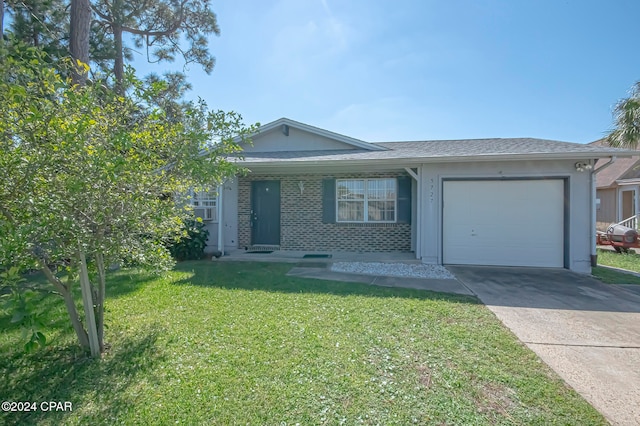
[168,220,210,261]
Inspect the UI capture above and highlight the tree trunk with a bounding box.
[79,250,100,357]
[61,286,91,349]
[1,0,4,43]
[69,0,92,85]
[95,251,106,352]
[40,262,90,349]
[113,25,124,94]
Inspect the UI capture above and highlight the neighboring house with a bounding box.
[196,118,632,274]
[590,138,640,231]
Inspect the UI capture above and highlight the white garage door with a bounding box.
[443,180,564,267]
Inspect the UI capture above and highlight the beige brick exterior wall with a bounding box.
[238,172,412,252]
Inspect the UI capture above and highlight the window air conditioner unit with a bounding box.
[194,207,214,221]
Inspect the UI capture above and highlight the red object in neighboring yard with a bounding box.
[596,224,640,253]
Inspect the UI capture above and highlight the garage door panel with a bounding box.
[443,180,564,268]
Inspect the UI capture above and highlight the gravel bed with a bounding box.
[330,262,455,279]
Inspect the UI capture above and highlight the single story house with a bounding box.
[590,138,640,230]
[196,118,633,274]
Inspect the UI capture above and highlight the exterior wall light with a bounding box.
[575,162,593,172]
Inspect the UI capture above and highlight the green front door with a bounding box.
[251,180,281,245]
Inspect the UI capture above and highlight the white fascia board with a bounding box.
[237,152,634,170]
[616,179,640,186]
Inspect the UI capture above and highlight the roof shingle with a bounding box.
[238,137,634,164]
[590,138,640,187]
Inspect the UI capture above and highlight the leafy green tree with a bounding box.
[0,41,255,356]
[607,81,640,149]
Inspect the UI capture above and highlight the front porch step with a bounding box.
[246,245,280,252]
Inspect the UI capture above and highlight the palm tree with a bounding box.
[607,81,640,149]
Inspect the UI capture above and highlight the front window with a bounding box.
[190,189,218,222]
[336,178,396,222]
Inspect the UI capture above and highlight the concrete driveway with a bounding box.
[448,266,640,426]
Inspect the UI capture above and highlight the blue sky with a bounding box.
[134,0,640,143]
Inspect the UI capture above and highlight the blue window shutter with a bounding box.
[397,176,411,223]
[322,179,336,223]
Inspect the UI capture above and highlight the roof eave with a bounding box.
[236,152,633,169]
[616,178,640,186]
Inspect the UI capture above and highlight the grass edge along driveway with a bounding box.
[593,248,640,284]
[0,261,606,425]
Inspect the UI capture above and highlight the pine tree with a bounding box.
[91,0,220,92]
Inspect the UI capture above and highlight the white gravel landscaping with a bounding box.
[330,262,456,280]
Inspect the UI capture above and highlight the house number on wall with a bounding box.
[429,178,434,203]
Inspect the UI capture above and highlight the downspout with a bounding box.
[217,183,224,255]
[404,167,421,260]
[591,156,616,267]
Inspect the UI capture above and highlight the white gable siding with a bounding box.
[242,126,360,152]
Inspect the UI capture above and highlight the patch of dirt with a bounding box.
[416,364,432,389]
[475,382,518,422]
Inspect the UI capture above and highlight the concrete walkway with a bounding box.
[450,266,640,426]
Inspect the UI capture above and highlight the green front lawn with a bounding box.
[594,248,640,284]
[1,262,605,425]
